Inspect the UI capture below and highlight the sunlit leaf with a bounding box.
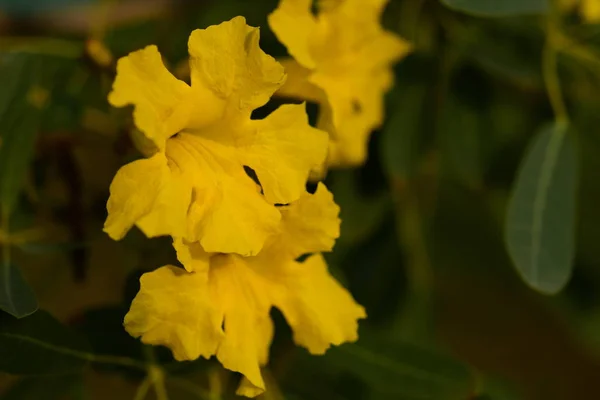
[505,122,577,294]
[0,310,91,374]
[440,0,548,17]
[0,262,37,318]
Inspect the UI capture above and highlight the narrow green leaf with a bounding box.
[0,52,68,213]
[380,85,428,180]
[505,122,577,294]
[0,310,91,374]
[330,339,473,400]
[440,0,548,16]
[0,262,37,318]
[439,95,486,188]
[0,54,43,212]
[284,333,474,400]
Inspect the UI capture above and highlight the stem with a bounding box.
[0,37,83,58]
[543,12,569,124]
[0,332,148,371]
[144,346,169,400]
[149,365,170,400]
[133,376,152,400]
[392,178,434,341]
[2,204,10,266]
[2,204,12,312]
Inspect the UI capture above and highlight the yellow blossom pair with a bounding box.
[104,16,365,397]
[269,0,411,170]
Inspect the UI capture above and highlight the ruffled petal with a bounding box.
[167,133,281,256]
[210,255,273,397]
[268,0,318,69]
[173,238,211,273]
[104,153,189,240]
[124,265,223,361]
[241,104,328,204]
[272,254,366,354]
[188,16,285,117]
[195,177,280,255]
[108,45,193,149]
[256,183,340,262]
[275,58,325,102]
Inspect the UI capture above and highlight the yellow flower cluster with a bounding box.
[269,0,411,171]
[105,16,366,397]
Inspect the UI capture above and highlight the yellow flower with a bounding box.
[581,0,600,21]
[561,0,600,21]
[268,0,411,168]
[104,16,328,256]
[124,184,366,397]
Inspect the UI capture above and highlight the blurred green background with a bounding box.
[1,0,600,399]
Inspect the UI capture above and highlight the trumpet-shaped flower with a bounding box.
[268,0,411,169]
[104,16,328,256]
[124,184,366,397]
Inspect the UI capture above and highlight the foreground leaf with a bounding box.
[282,332,473,400]
[505,122,577,294]
[0,310,91,374]
[440,0,548,17]
[0,262,37,318]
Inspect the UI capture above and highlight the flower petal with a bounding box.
[583,0,600,21]
[268,0,318,69]
[241,104,328,204]
[188,16,285,116]
[210,255,274,397]
[167,133,281,256]
[257,182,340,262]
[124,265,223,361]
[276,58,324,102]
[109,45,193,149]
[104,153,189,240]
[272,254,366,354]
[194,177,280,256]
[173,238,211,273]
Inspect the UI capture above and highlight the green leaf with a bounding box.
[505,122,577,294]
[283,333,474,400]
[332,338,474,400]
[0,310,91,374]
[0,262,37,318]
[380,54,432,181]
[439,66,494,188]
[439,94,486,188]
[0,53,64,213]
[440,0,548,17]
[381,85,428,180]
